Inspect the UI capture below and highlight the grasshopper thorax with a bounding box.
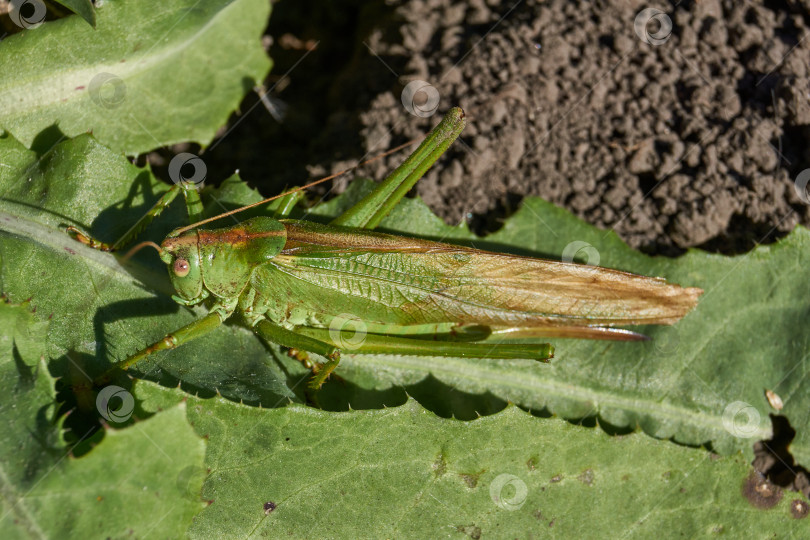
[160,217,287,304]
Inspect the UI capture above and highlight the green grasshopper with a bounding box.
[69,107,702,390]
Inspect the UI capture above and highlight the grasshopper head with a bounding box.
[160,233,204,303]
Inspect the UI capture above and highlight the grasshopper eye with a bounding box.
[173,258,190,277]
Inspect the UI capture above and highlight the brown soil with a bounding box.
[202,0,810,257]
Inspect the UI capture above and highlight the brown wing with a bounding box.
[277,220,702,329]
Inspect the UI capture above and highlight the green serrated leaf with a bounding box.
[134,383,805,538]
[314,182,810,461]
[0,300,58,497]
[0,301,207,538]
[0,0,271,154]
[304,180,810,464]
[24,402,206,539]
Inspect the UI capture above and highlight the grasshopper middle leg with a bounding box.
[252,319,341,390]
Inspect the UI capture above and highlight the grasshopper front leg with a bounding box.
[94,305,232,385]
[69,181,204,251]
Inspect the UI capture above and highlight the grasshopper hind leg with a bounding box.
[296,327,555,362]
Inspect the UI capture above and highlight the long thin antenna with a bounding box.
[172,138,422,236]
[122,241,164,261]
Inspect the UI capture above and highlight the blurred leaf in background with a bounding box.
[0,0,271,155]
